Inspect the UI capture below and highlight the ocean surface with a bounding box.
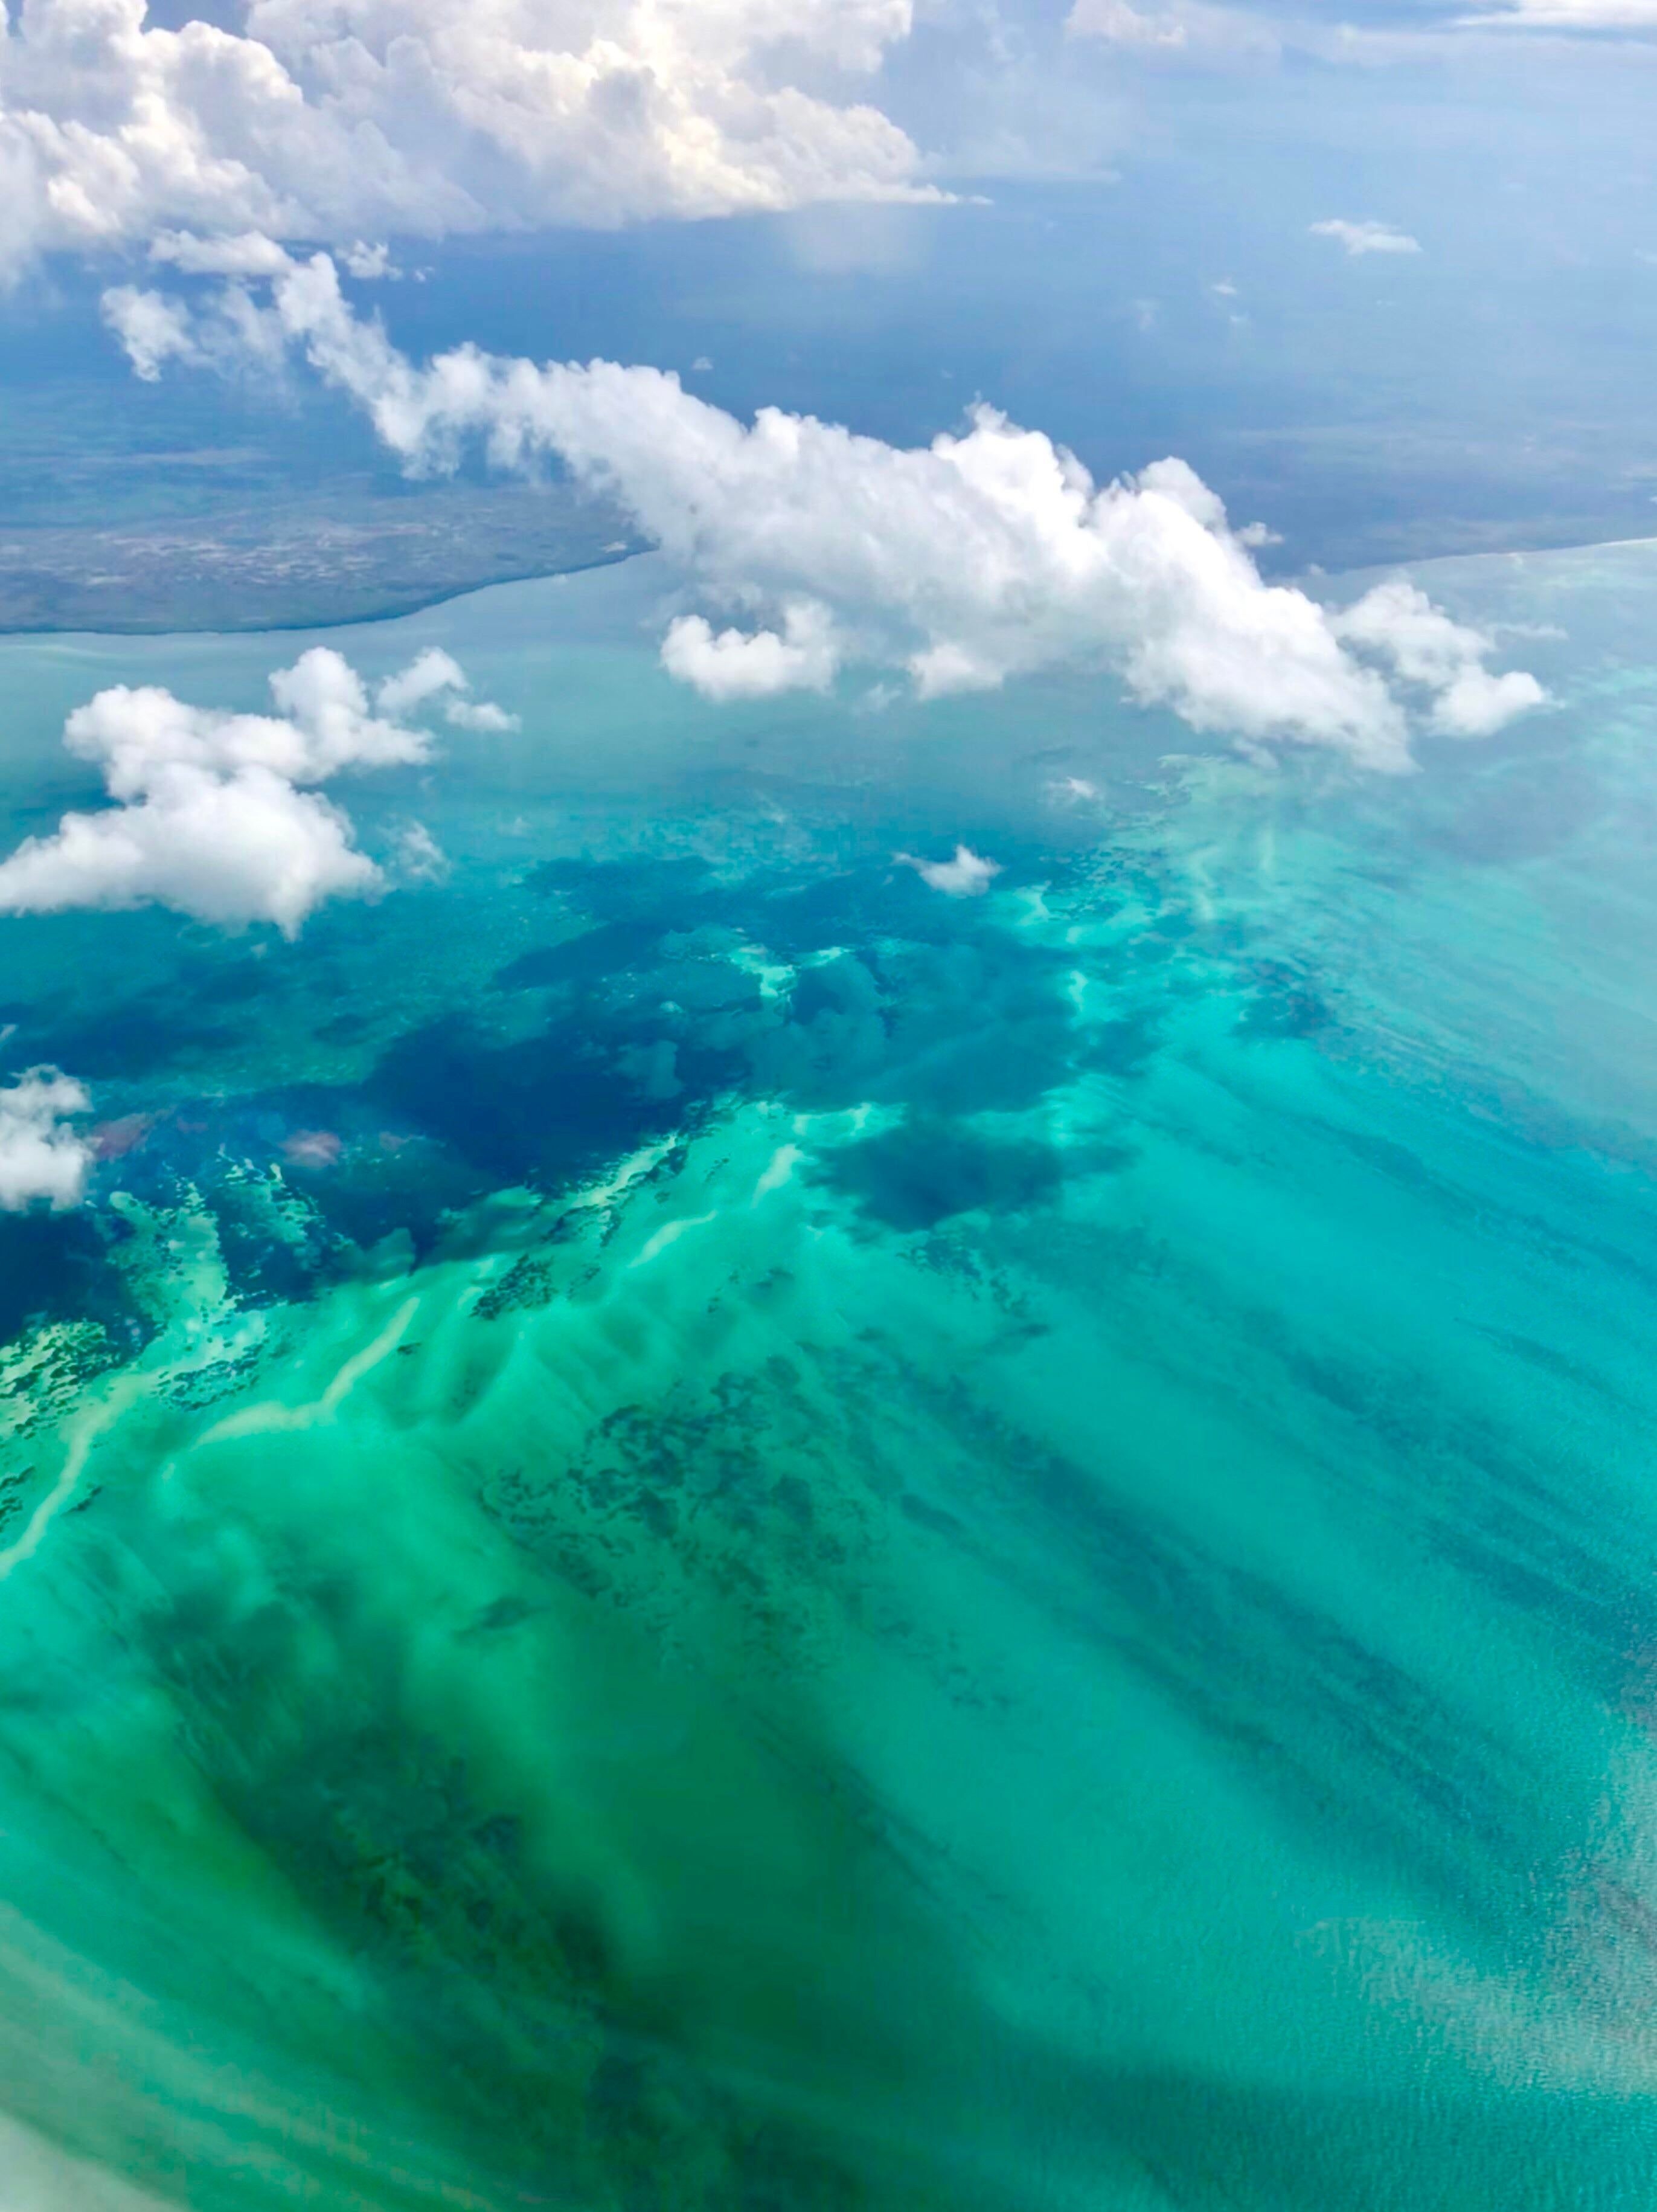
[3,541,1657,2209]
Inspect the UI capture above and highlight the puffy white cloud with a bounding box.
[0,0,932,278]
[0,644,508,934]
[112,251,1546,768]
[100,281,196,379]
[444,697,518,733]
[374,648,464,717]
[373,644,520,729]
[1310,218,1423,257]
[66,645,433,790]
[660,601,840,698]
[0,768,380,937]
[1331,577,1547,736]
[897,845,1001,895]
[149,227,295,277]
[391,818,448,881]
[339,239,394,280]
[102,266,295,378]
[0,1067,94,1212]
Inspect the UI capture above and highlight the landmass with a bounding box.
[0,478,645,634]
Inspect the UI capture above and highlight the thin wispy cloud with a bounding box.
[1066,0,1189,47]
[1310,219,1423,258]
[1460,0,1657,24]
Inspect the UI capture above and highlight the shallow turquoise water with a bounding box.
[3,543,1657,2208]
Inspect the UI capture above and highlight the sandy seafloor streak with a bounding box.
[2,546,1657,2208]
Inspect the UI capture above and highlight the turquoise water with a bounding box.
[3,543,1657,2207]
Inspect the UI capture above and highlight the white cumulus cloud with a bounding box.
[0,766,379,936]
[107,250,1546,771]
[1310,218,1423,257]
[897,845,1002,896]
[660,602,841,698]
[100,283,196,381]
[0,645,508,934]
[374,645,520,729]
[1331,577,1546,736]
[0,1067,95,1212]
[0,0,932,279]
[148,227,296,278]
[339,239,395,280]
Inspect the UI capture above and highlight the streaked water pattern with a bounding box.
[2,542,1657,2208]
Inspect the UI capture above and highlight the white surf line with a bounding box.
[0,1369,150,1585]
[197,1295,419,1447]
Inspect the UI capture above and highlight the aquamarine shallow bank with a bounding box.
[1,543,1656,2209]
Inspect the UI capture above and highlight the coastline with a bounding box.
[0,474,647,641]
[0,545,648,645]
